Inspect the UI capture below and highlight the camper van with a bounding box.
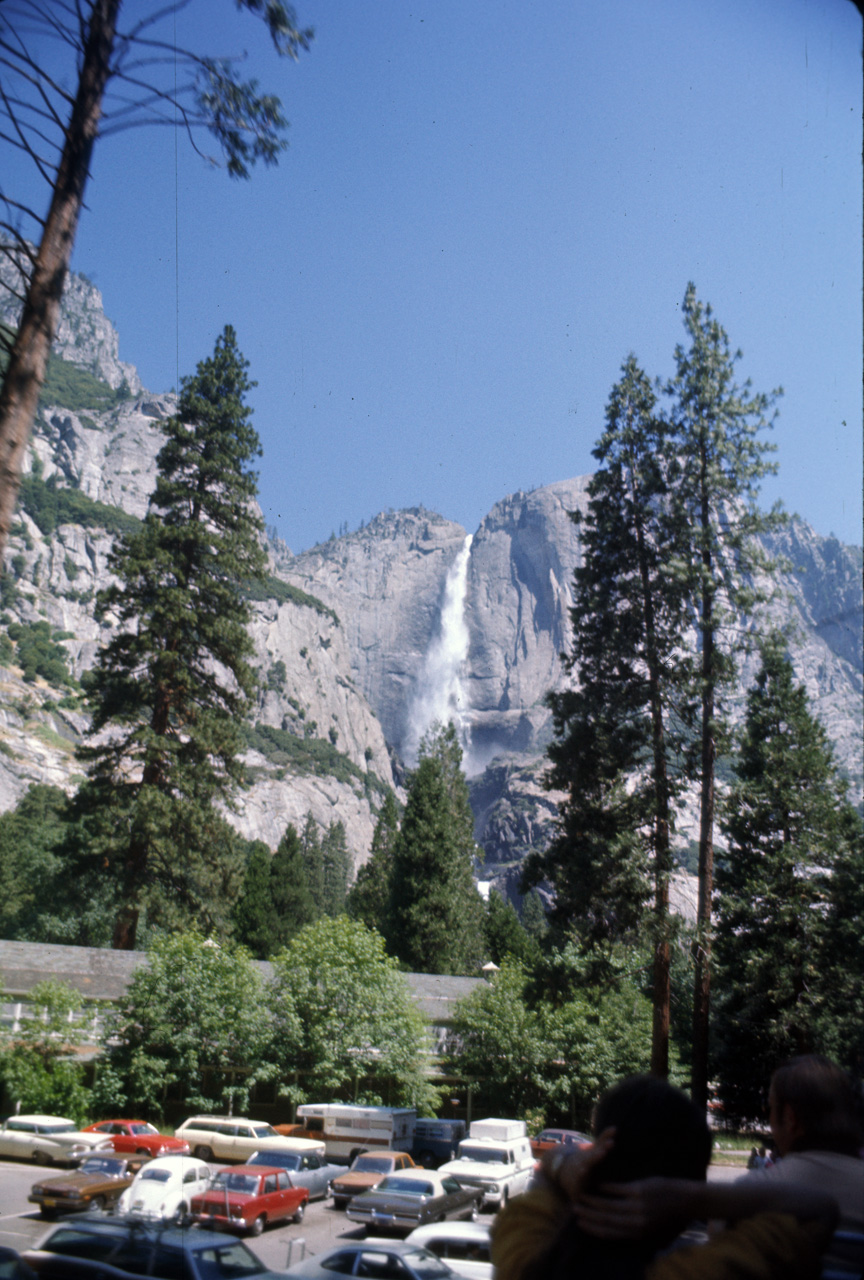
[276,1104,416,1164]
[438,1118,534,1208]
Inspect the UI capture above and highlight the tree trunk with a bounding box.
[0,0,121,560]
[691,474,715,1110]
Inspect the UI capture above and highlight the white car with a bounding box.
[0,1115,112,1165]
[406,1223,493,1280]
[114,1154,211,1222]
[174,1115,325,1164]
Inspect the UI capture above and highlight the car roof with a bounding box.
[407,1224,491,1244]
[39,1220,250,1254]
[8,1115,74,1125]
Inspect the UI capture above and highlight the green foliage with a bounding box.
[347,790,400,932]
[18,473,140,539]
[69,327,268,948]
[321,819,350,917]
[243,722,387,796]
[6,620,75,686]
[41,352,129,412]
[713,635,864,1119]
[100,932,279,1117]
[446,953,652,1124]
[269,917,436,1110]
[232,840,280,958]
[484,889,541,968]
[0,980,91,1123]
[0,784,70,940]
[387,723,487,976]
[270,823,317,943]
[242,574,339,624]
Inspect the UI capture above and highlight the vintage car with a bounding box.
[0,1116,112,1166]
[406,1223,493,1280]
[81,1120,190,1157]
[345,1169,482,1234]
[22,1218,286,1280]
[114,1154,211,1222]
[246,1148,342,1200]
[285,1240,456,1280]
[174,1115,324,1164]
[528,1127,590,1158]
[190,1164,308,1235]
[330,1151,417,1209]
[28,1153,149,1218]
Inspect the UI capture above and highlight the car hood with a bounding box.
[331,1173,382,1190]
[438,1160,504,1179]
[37,1172,127,1193]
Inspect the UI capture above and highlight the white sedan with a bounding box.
[114,1154,211,1223]
[0,1116,113,1165]
[406,1223,493,1280]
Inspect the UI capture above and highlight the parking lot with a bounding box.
[0,1157,370,1272]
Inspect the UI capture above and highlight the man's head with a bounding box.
[769,1055,862,1158]
[589,1074,713,1186]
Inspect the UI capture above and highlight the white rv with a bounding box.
[438,1118,535,1208]
[281,1104,416,1163]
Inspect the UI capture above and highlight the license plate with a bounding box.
[42,1199,56,1208]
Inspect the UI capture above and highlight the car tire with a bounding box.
[136,1148,150,1156]
[292,1202,305,1224]
[250,1215,266,1237]
[194,1146,214,1163]
[333,1197,347,1211]
[39,1208,57,1220]
[33,1151,51,1166]
[90,1196,106,1212]
[417,1150,435,1169]
[173,1202,188,1227]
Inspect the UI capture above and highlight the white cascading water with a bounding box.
[404,534,474,767]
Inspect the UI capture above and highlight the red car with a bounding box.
[190,1164,308,1236]
[82,1120,191,1158]
[529,1128,591,1158]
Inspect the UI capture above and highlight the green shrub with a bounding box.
[6,621,75,686]
[18,474,140,539]
[241,574,339,625]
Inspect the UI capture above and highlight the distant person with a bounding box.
[738,1055,864,1271]
[491,1075,837,1280]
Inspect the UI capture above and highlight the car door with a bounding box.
[0,1120,39,1159]
[231,1125,257,1162]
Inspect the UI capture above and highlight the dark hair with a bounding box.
[771,1055,863,1156]
[588,1075,713,1187]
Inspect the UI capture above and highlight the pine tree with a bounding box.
[299,812,325,915]
[484,888,539,968]
[232,841,277,959]
[270,823,317,944]
[69,326,268,949]
[347,790,400,933]
[713,634,860,1118]
[667,285,783,1106]
[387,722,486,975]
[321,820,350,916]
[524,355,693,1075]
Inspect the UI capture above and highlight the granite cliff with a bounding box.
[1,267,861,902]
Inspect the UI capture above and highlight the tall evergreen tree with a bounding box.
[299,812,325,916]
[667,285,783,1106]
[232,841,277,959]
[524,355,693,1075]
[713,634,860,1118]
[68,326,267,949]
[387,722,486,975]
[270,823,317,944]
[347,790,400,934]
[321,819,350,917]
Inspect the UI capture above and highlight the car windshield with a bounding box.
[131,1123,159,1135]
[194,1242,266,1280]
[213,1173,259,1194]
[353,1157,393,1174]
[377,1177,433,1196]
[249,1152,299,1170]
[457,1145,506,1164]
[140,1169,172,1182]
[251,1125,278,1138]
[38,1124,78,1134]
[80,1158,124,1175]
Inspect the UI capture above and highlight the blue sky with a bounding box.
[14,0,864,551]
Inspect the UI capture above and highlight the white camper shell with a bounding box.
[438,1118,535,1209]
[294,1104,416,1163]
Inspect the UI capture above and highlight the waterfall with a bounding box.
[405,534,473,766]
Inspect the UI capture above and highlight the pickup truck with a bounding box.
[437,1119,535,1209]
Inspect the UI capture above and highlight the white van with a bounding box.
[279,1104,416,1163]
[438,1118,534,1208]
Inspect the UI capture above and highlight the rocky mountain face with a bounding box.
[1,267,861,902]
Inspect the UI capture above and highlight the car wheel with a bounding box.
[249,1215,266,1237]
[173,1202,188,1227]
[502,1188,509,1205]
[33,1151,51,1166]
[194,1146,214,1162]
[332,1197,347,1211]
[417,1150,435,1169]
[39,1208,57,1220]
[292,1202,305,1224]
[90,1196,106,1212]
[136,1148,150,1156]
